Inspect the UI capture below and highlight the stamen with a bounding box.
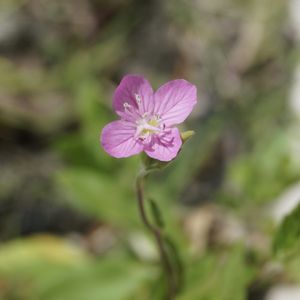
[134,93,142,105]
[154,114,161,121]
[135,114,162,143]
[123,102,131,110]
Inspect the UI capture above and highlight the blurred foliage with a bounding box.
[178,246,255,300]
[0,235,155,300]
[273,202,300,256]
[226,131,300,206]
[0,0,300,299]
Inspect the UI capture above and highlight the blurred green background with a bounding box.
[1,0,300,299]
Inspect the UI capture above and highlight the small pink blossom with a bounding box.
[100,75,197,162]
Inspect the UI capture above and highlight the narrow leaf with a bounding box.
[273,201,300,256]
[149,198,164,229]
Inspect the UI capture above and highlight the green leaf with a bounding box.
[273,201,300,256]
[180,130,195,144]
[149,198,164,229]
[0,235,156,300]
[56,168,138,228]
[164,236,184,292]
[0,235,88,275]
[178,246,255,300]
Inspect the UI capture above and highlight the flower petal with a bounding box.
[154,79,197,126]
[144,128,182,161]
[113,75,154,118]
[100,120,143,158]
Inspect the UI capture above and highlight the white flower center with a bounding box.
[135,115,161,140]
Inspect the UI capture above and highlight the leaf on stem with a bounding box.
[273,200,300,256]
[149,198,165,229]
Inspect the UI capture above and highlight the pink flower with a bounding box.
[100,75,197,162]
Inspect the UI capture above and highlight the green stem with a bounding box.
[135,170,177,300]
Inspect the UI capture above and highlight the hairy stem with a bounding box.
[135,170,177,300]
